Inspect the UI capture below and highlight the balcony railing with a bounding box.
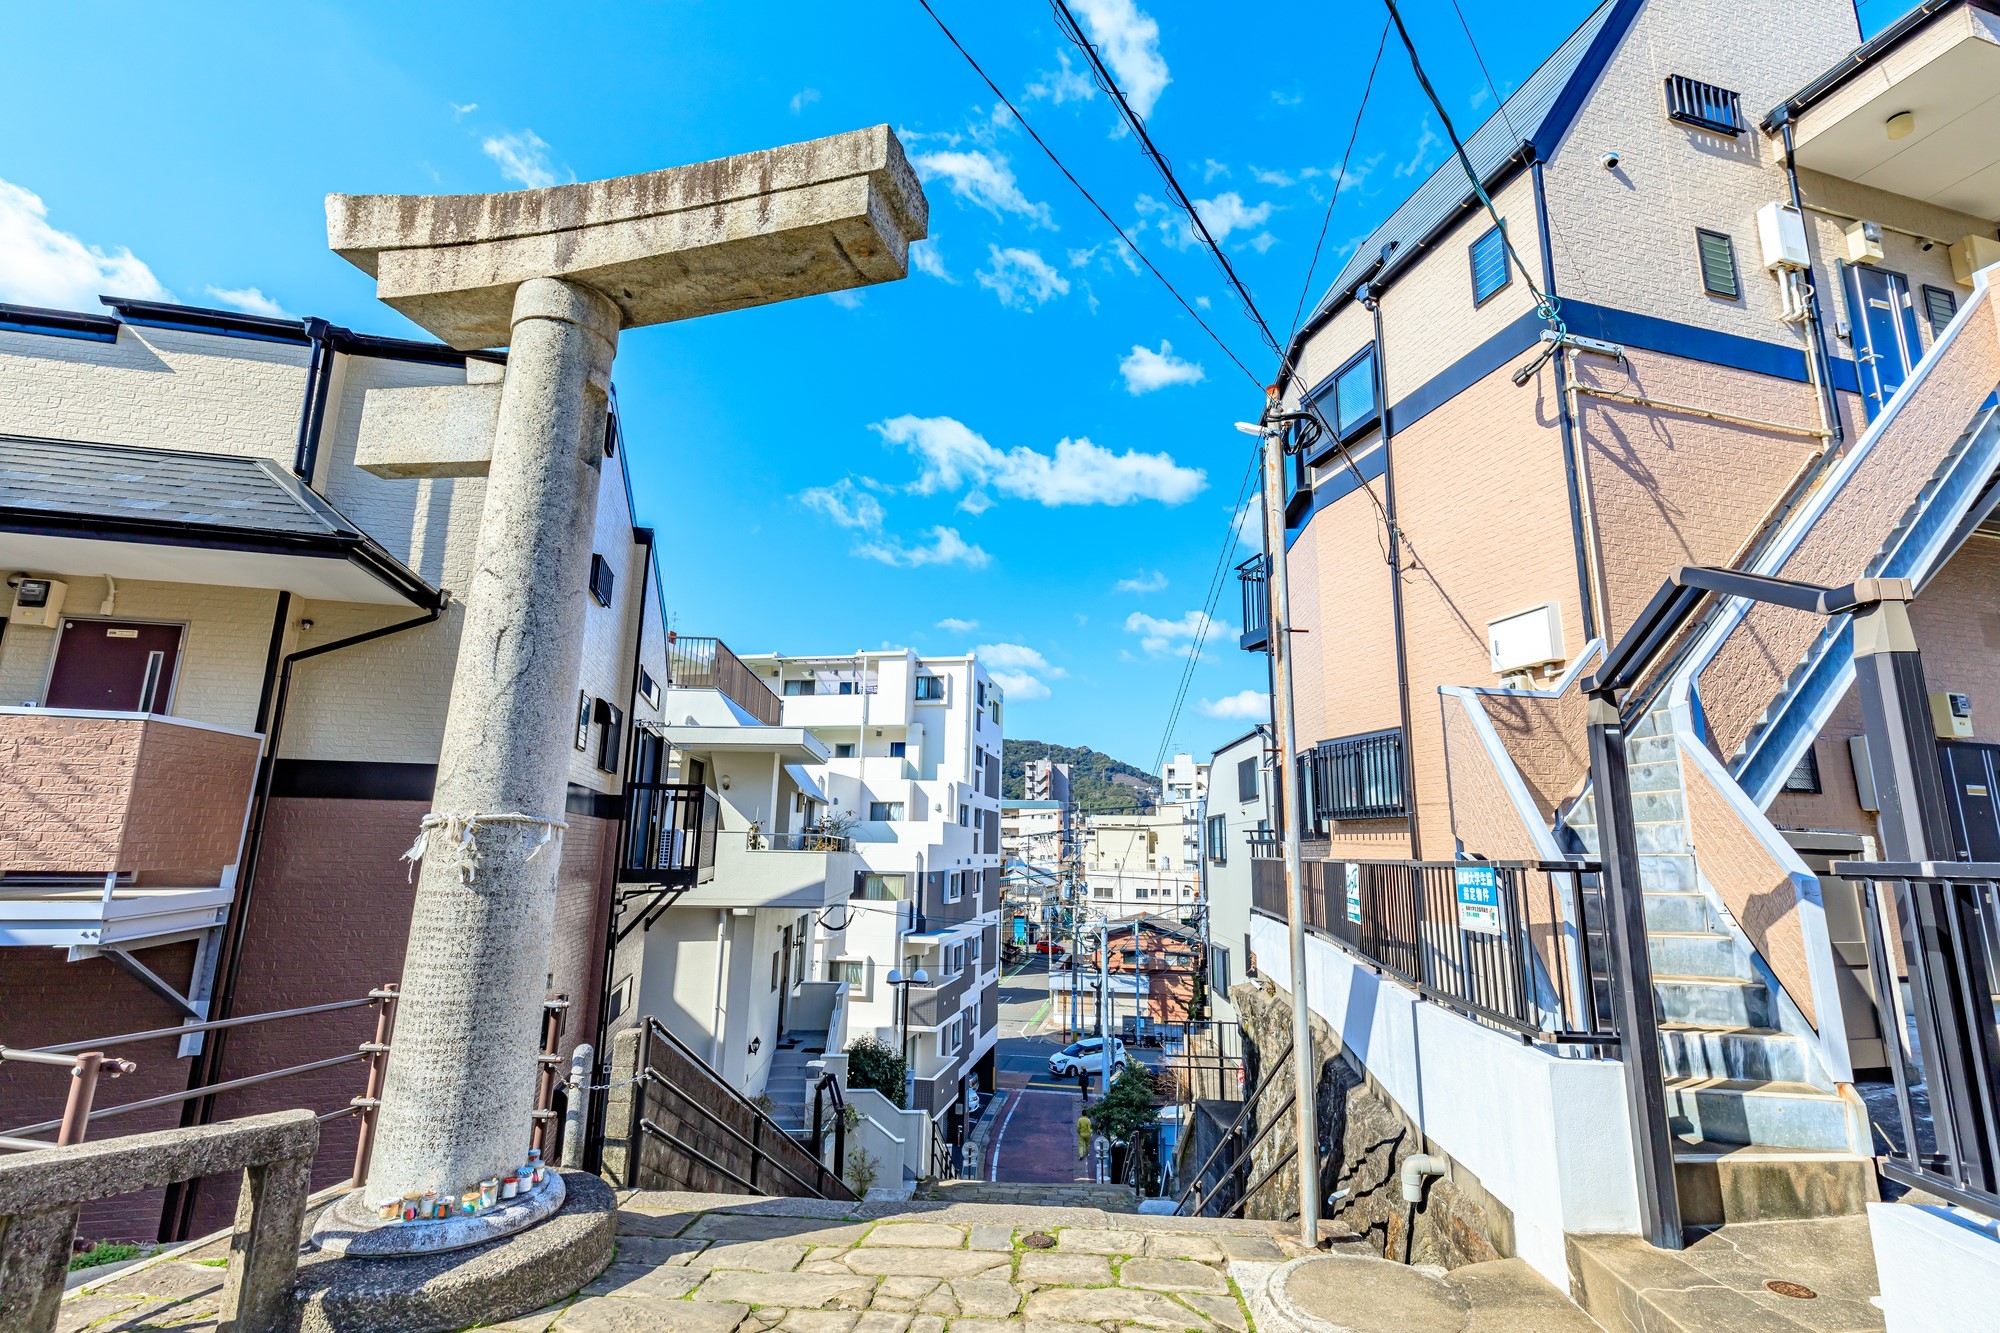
[905,968,974,1029]
[666,637,781,727]
[745,831,854,853]
[620,783,718,886]
[1237,555,1269,652]
[1298,728,1407,830]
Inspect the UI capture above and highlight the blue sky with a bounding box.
[0,0,1895,770]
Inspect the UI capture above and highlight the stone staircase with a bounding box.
[764,1028,827,1138]
[1561,709,1871,1224]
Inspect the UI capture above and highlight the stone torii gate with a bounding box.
[319,126,925,1249]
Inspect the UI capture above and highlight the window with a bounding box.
[868,801,904,822]
[1696,229,1740,299]
[959,805,970,826]
[889,741,907,758]
[607,974,633,1023]
[915,674,945,701]
[1469,224,1510,305]
[976,681,986,708]
[1206,814,1228,865]
[948,942,966,974]
[835,743,855,759]
[1237,756,1259,803]
[945,872,964,903]
[1333,347,1377,436]
[853,873,907,900]
[1663,74,1743,136]
[1211,945,1231,993]
[942,1017,963,1057]
[594,698,623,773]
[1094,885,1113,899]
[771,950,781,991]
[783,679,816,696]
[1923,285,1959,339]
[1783,745,1823,795]
[830,960,865,990]
[637,668,660,708]
[1301,727,1408,825]
[574,692,592,751]
[588,553,616,607]
[970,935,981,965]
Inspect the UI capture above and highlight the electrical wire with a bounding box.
[913,0,1264,387]
[1289,17,1391,342]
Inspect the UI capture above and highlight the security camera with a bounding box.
[1600,150,1621,171]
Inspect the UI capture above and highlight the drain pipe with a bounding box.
[1400,1153,1446,1262]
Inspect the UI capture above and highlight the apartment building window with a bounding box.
[970,935,981,967]
[637,668,660,708]
[1696,229,1740,299]
[1237,756,1259,803]
[945,872,964,903]
[868,801,904,822]
[575,692,593,751]
[942,1017,964,1057]
[1923,285,1958,339]
[594,699,623,773]
[959,804,970,826]
[830,960,865,991]
[1094,885,1113,899]
[771,951,781,991]
[1205,814,1228,865]
[947,942,966,974]
[783,679,815,696]
[835,743,855,758]
[915,674,945,701]
[1469,223,1510,305]
[889,741,907,758]
[588,553,616,607]
[853,873,906,900]
[1783,745,1823,794]
[976,681,986,708]
[1310,345,1378,447]
[987,696,1002,726]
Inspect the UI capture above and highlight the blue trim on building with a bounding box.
[1386,309,1546,437]
[1529,0,1647,160]
[0,304,121,343]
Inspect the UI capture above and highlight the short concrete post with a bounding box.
[222,1151,313,1333]
[363,276,621,1208]
[0,1206,81,1333]
[561,1043,594,1170]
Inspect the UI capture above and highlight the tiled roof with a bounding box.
[0,435,357,538]
[1306,0,1629,336]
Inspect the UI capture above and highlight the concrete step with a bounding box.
[1653,975,1773,1028]
[1638,854,1696,893]
[1642,891,1712,934]
[1569,1216,1882,1332]
[1658,1023,1811,1084]
[1647,931,1753,981]
[1634,820,1687,854]
[1627,760,1681,793]
[1664,1077,1854,1150]
[1671,1140,1878,1226]
[1629,790,1685,823]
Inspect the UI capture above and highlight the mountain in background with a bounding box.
[1002,739,1157,814]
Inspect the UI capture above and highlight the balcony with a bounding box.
[671,832,853,911]
[1299,728,1408,831]
[667,637,781,727]
[619,782,718,887]
[1237,555,1269,652]
[904,966,974,1029]
[909,1056,966,1116]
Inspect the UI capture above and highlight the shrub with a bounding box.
[845,1037,907,1109]
[69,1242,141,1272]
[846,1147,881,1195]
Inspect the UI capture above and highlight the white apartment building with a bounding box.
[1161,753,1209,807]
[1200,726,1272,1024]
[1001,799,1068,868]
[738,648,1004,1127]
[1081,809,1201,918]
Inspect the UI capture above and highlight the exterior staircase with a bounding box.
[765,1028,828,1138]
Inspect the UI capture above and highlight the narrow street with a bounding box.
[981,955,1102,1186]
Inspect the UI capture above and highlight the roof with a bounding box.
[1765,0,2000,130]
[0,434,441,607]
[1303,0,1638,342]
[652,724,830,764]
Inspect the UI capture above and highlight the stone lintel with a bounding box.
[326,124,928,349]
[354,382,501,478]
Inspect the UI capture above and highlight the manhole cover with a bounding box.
[1765,1280,1818,1300]
[1023,1233,1056,1249]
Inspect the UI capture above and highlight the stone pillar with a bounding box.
[363,276,620,1204]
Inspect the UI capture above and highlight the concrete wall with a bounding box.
[1250,911,1640,1289]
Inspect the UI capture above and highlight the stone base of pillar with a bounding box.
[310,1172,567,1258]
[290,1171,614,1332]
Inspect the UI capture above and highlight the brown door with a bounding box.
[46,619,184,712]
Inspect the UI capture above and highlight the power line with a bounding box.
[1289,17,1391,342]
[912,0,1264,386]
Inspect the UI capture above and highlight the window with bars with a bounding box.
[1469,224,1511,305]
[1297,728,1408,830]
[1664,74,1743,136]
[1923,285,1959,339]
[1783,745,1823,795]
[1696,229,1740,299]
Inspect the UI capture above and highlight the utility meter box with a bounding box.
[1951,234,2000,287]
[1931,690,1974,739]
[1488,602,1565,675]
[1756,202,1809,271]
[1845,219,1885,263]
[8,577,66,628]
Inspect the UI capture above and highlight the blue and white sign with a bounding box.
[1344,863,1362,924]
[1454,865,1503,935]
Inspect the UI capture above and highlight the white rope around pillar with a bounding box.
[401,811,569,883]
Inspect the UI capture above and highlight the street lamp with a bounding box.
[885,966,929,1108]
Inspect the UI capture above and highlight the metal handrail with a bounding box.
[745,831,855,853]
[638,1118,758,1194]
[2,1052,368,1139]
[639,1071,826,1199]
[1174,1036,1291,1213]
[24,993,385,1055]
[810,1072,849,1184]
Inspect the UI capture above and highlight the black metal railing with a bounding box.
[746,830,853,853]
[809,1072,849,1187]
[1256,858,1613,1042]
[620,782,718,886]
[666,636,782,726]
[1836,859,2000,1219]
[1238,555,1269,652]
[1299,729,1407,828]
[1173,1035,1293,1217]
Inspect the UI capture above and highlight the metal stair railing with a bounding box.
[1173,1035,1292,1217]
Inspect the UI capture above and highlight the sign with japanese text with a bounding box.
[1454,864,1503,935]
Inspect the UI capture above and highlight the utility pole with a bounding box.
[1249,386,1321,1250]
[1098,919,1113,1097]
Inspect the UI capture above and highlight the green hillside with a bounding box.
[1002,740,1157,814]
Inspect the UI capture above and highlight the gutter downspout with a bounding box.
[164,600,442,1240]
[1532,158,1599,645]
[1362,285,1422,858]
[292,318,338,484]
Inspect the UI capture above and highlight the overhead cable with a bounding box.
[1289,17,1392,342]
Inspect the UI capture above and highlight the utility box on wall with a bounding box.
[8,577,66,628]
[1488,603,1565,676]
[1931,691,1974,739]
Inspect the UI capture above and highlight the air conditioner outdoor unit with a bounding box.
[1488,602,1565,675]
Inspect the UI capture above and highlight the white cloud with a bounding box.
[205,285,292,319]
[992,670,1051,701]
[976,245,1069,309]
[0,177,170,311]
[1233,498,1264,550]
[957,490,994,516]
[482,130,558,189]
[1252,167,1296,188]
[790,87,821,114]
[799,479,884,531]
[1199,690,1270,720]
[1470,85,1492,111]
[936,617,980,632]
[1192,192,1273,244]
[1125,609,1232,657]
[827,289,865,309]
[1024,50,1095,105]
[450,101,478,118]
[873,414,1206,507]
[974,643,1066,677]
[1115,570,1168,594]
[1071,0,1171,118]
[853,526,990,569]
[910,239,955,283]
[1119,339,1204,394]
[1271,89,1303,107]
[1201,159,1230,183]
[1395,119,1442,179]
[911,151,1053,227]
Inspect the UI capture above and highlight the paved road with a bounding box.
[983,956,1106,1184]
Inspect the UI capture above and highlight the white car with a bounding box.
[1049,1037,1129,1078]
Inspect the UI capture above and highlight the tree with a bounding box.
[1086,1062,1160,1144]
[845,1037,907,1109]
